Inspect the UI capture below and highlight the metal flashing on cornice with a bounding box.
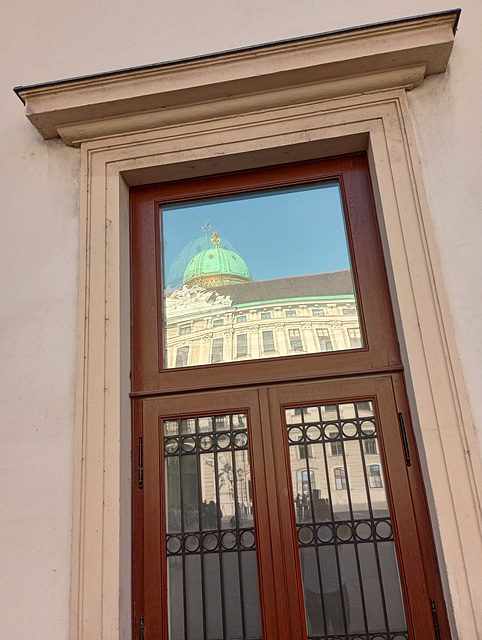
[13,9,460,102]
[15,10,460,146]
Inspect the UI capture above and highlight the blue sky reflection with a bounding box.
[160,181,351,284]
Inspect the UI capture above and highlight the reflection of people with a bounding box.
[302,497,350,635]
[230,502,243,528]
[296,492,310,521]
[201,500,222,529]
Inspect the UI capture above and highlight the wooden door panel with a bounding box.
[141,390,278,640]
[136,376,446,639]
[269,376,437,639]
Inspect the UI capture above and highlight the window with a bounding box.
[236,333,248,357]
[179,324,191,335]
[324,404,337,415]
[342,307,357,316]
[300,469,315,495]
[262,330,275,352]
[298,444,313,459]
[288,328,303,352]
[367,464,383,488]
[175,345,189,367]
[211,337,223,363]
[311,308,324,316]
[364,439,377,454]
[159,175,363,368]
[260,312,271,320]
[131,154,452,640]
[330,440,343,456]
[348,327,362,348]
[316,328,333,351]
[334,467,347,490]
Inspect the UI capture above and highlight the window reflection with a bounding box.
[161,181,363,368]
[164,413,261,640]
[285,400,408,638]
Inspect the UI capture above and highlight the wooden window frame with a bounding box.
[130,155,400,395]
[130,154,450,639]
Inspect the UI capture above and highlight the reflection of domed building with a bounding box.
[183,231,252,288]
[164,230,362,368]
[166,224,240,289]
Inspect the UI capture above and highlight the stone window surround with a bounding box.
[15,9,482,639]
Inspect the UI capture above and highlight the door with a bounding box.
[138,375,442,639]
[130,154,449,639]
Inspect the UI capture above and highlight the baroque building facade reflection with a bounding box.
[164,231,362,368]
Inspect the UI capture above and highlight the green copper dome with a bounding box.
[183,231,252,288]
[166,231,239,289]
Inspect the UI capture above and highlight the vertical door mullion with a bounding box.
[143,399,166,639]
[389,373,452,639]
[373,377,435,639]
[265,386,308,640]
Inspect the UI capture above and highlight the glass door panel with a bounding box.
[163,413,261,640]
[141,389,271,640]
[141,378,442,640]
[285,401,407,639]
[268,377,440,640]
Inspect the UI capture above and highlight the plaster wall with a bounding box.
[1,1,481,639]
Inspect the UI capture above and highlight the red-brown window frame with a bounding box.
[130,154,401,397]
[130,153,450,640]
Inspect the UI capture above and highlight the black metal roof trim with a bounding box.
[13,9,460,105]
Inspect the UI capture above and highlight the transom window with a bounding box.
[367,464,383,488]
[175,346,189,367]
[289,328,304,352]
[159,176,362,369]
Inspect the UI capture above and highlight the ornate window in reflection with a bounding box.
[334,467,347,490]
[368,464,383,488]
[160,181,363,368]
[175,346,189,368]
[236,334,248,358]
[285,401,408,639]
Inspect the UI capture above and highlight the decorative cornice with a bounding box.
[14,11,459,147]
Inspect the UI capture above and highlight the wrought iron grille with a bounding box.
[163,413,261,640]
[285,401,408,640]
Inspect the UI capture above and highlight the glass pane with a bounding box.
[284,400,408,639]
[160,181,363,368]
[163,412,261,640]
[167,556,184,640]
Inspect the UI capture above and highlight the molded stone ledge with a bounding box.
[15,11,458,146]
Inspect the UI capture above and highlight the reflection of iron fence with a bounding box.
[286,402,407,638]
